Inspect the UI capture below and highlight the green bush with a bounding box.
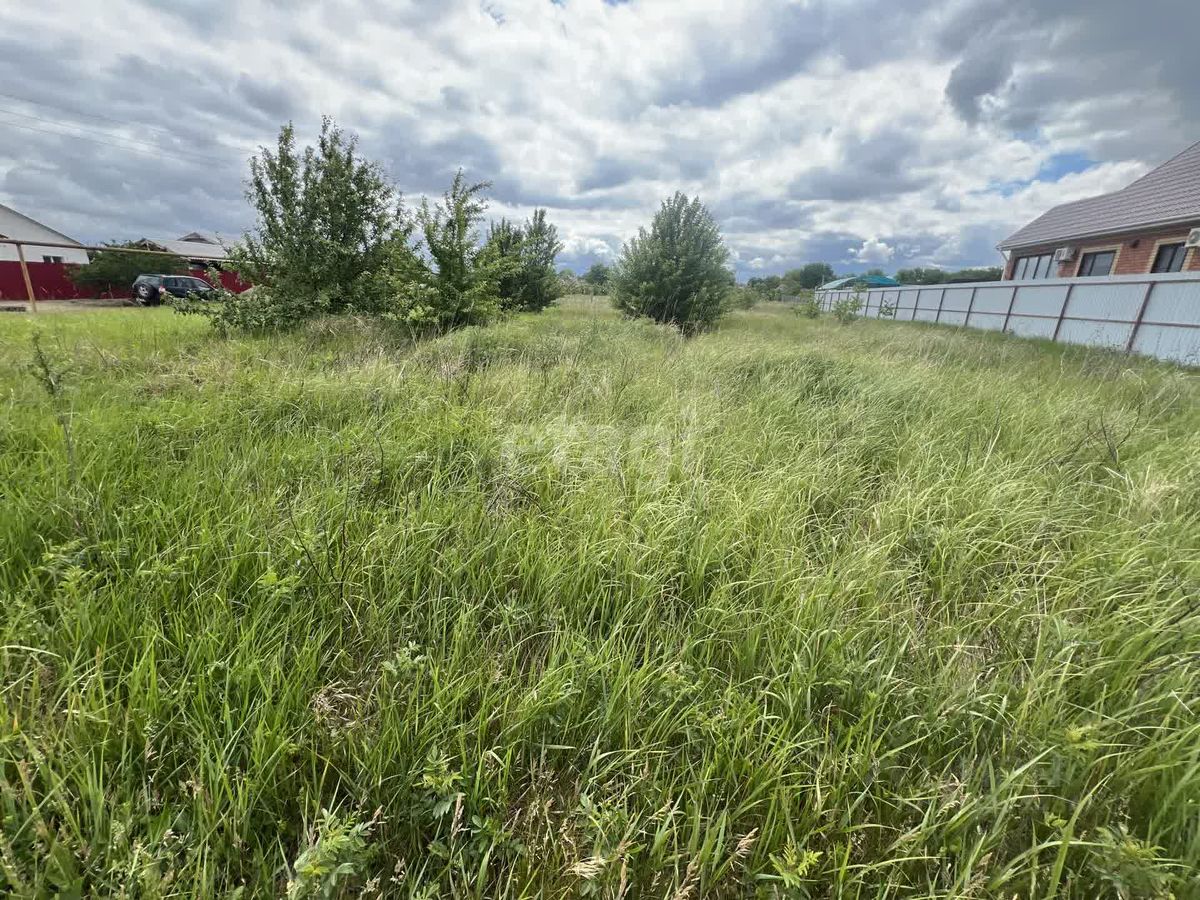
[611,192,731,334]
[379,171,505,336]
[794,293,821,318]
[67,245,188,296]
[182,119,402,332]
[832,294,863,324]
[482,209,564,313]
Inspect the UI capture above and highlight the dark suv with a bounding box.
[132,274,217,305]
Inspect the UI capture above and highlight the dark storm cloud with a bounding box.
[939,0,1200,156]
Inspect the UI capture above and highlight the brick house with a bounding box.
[999,140,1200,280]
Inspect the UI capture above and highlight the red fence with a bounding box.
[0,261,250,301]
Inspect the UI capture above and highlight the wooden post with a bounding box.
[1051,283,1074,344]
[16,243,37,313]
[1124,281,1156,354]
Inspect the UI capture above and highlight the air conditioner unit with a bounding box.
[1053,246,1077,262]
[1186,228,1200,249]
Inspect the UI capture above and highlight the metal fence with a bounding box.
[816,273,1200,366]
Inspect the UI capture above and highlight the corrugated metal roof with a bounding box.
[999,140,1200,250]
[137,238,229,261]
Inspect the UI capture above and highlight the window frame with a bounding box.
[1077,248,1118,278]
[1150,241,1188,274]
[1011,252,1055,281]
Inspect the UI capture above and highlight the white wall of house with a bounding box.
[0,205,90,265]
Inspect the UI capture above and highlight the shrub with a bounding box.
[380,171,504,335]
[202,118,402,331]
[482,209,564,313]
[68,245,188,296]
[832,294,863,324]
[794,293,821,318]
[583,262,611,294]
[611,192,731,334]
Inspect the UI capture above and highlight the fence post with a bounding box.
[1001,285,1018,333]
[1124,280,1156,354]
[934,287,946,324]
[964,286,978,328]
[16,243,37,313]
[1051,283,1074,344]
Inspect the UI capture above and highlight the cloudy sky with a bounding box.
[0,0,1196,277]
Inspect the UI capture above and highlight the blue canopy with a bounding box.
[818,275,901,290]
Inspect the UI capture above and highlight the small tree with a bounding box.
[223,118,402,328]
[782,263,835,293]
[382,171,503,334]
[482,209,564,313]
[68,245,188,296]
[611,192,731,334]
[583,262,611,293]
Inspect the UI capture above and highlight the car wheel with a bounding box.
[135,284,154,306]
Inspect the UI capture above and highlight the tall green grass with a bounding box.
[1,300,1198,897]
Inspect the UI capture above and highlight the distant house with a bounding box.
[0,203,89,265]
[999,140,1200,280]
[131,232,230,268]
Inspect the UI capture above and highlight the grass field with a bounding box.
[1,299,1198,898]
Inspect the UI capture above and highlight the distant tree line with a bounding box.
[743,262,1002,299]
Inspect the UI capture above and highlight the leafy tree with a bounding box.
[382,171,504,334]
[895,267,947,285]
[611,192,731,334]
[782,262,835,293]
[217,118,402,329]
[481,208,563,313]
[583,262,611,290]
[68,245,188,295]
[747,275,783,301]
[557,268,583,295]
[946,266,1002,283]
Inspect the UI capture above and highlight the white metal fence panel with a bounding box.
[816,272,1200,367]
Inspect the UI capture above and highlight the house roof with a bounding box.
[134,237,229,261]
[999,140,1200,251]
[0,202,84,247]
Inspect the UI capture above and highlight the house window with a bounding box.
[1077,250,1115,277]
[1013,252,1055,280]
[42,255,64,264]
[1151,242,1188,274]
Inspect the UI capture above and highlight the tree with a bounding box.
[513,209,564,312]
[895,267,947,285]
[747,275,783,301]
[782,262,835,293]
[228,117,402,326]
[382,170,504,334]
[611,192,731,334]
[583,262,611,291]
[68,245,188,295]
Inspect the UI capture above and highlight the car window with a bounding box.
[191,278,210,290]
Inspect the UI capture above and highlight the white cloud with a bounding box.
[848,238,895,265]
[0,0,1193,277]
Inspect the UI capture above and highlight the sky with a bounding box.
[0,0,1196,278]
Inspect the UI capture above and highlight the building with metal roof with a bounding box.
[817,274,901,291]
[999,140,1200,281]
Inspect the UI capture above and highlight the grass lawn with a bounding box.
[1,299,1198,897]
